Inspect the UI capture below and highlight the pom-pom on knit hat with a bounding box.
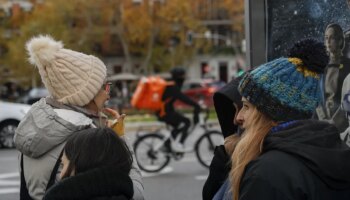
[26,35,107,106]
[238,39,329,122]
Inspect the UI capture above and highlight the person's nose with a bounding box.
[233,108,242,126]
[235,109,244,125]
[234,116,243,126]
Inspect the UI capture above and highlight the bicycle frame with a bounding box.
[133,108,223,172]
[135,108,212,152]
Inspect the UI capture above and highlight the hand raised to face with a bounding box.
[103,108,126,136]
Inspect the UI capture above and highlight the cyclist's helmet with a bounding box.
[342,91,350,119]
[170,67,186,79]
[170,67,186,88]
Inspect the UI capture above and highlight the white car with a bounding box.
[0,101,31,148]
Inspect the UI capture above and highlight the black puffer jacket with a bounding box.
[43,166,133,200]
[239,120,350,200]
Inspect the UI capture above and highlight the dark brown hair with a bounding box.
[61,128,133,179]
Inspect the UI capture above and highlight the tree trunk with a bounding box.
[112,4,133,73]
[140,28,156,75]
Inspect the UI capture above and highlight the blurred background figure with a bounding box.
[156,67,201,152]
[316,23,350,132]
[1,82,21,102]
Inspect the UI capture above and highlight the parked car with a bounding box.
[0,101,31,148]
[175,79,225,108]
[18,87,49,105]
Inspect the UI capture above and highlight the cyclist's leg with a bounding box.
[159,112,192,152]
[179,118,191,144]
[158,112,190,141]
[157,112,181,149]
[170,112,190,144]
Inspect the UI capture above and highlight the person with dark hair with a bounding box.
[214,39,350,200]
[14,35,143,200]
[202,76,244,200]
[316,23,350,132]
[43,128,133,200]
[157,67,201,152]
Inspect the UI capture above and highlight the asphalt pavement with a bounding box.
[0,123,222,200]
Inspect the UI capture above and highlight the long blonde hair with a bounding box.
[227,107,276,200]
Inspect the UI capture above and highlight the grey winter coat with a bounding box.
[14,98,144,200]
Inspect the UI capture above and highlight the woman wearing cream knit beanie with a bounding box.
[14,36,144,200]
[26,35,107,107]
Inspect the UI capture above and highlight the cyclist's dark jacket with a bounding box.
[160,85,200,115]
[214,120,350,200]
[203,77,242,200]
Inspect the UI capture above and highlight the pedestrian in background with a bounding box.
[43,128,134,200]
[214,39,350,200]
[14,35,144,200]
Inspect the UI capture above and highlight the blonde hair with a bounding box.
[227,107,277,200]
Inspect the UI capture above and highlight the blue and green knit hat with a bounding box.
[238,39,329,122]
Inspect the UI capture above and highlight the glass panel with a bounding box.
[267,0,350,60]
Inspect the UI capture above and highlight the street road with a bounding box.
[0,126,222,200]
[0,150,210,200]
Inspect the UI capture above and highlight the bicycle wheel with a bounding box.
[133,133,171,173]
[195,130,224,168]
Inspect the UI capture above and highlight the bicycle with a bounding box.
[133,108,224,173]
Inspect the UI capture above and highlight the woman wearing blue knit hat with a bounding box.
[213,39,350,200]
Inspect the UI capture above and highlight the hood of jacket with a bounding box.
[264,120,350,190]
[213,77,242,138]
[14,98,93,158]
[43,166,133,200]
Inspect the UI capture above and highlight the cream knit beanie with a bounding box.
[26,35,107,106]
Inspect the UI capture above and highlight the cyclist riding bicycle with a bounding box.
[157,67,201,152]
